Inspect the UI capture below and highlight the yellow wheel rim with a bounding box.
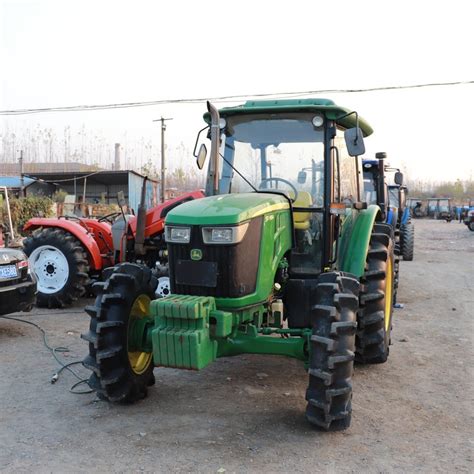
[384,257,393,332]
[128,294,153,375]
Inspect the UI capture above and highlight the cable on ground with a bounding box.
[0,314,93,394]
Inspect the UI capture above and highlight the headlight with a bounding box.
[202,223,249,245]
[165,226,191,243]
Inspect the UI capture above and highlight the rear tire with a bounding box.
[82,263,157,403]
[400,222,415,261]
[356,223,395,364]
[305,272,359,431]
[468,221,474,232]
[24,228,90,308]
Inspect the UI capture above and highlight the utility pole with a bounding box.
[153,117,173,203]
[19,150,24,197]
[114,143,121,170]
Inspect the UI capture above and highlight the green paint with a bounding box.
[217,324,309,361]
[203,98,373,137]
[165,192,289,226]
[128,317,153,353]
[146,295,309,370]
[150,295,218,370]
[337,204,380,277]
[211,309,233,337]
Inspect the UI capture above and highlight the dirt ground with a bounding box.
[1,219,473,473]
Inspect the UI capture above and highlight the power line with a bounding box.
[1,80,472,116]
[24,170,105,183]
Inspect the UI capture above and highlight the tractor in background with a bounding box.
[387,184,414,261]
[463,200,474,231]
[407,197,424,218]
[426,197,453,221]
[23,187,204,307]
[362,157,414,261]
[83,98,397,431]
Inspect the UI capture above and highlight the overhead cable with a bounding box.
[0,80,472,116]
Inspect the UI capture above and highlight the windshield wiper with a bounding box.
[219,152,258,193]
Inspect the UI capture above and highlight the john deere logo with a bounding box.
[190,249,202,261]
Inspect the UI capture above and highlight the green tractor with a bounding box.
[83,99,395,431]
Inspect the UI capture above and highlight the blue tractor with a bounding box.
[362,154,414,261]
[387,184,414,261]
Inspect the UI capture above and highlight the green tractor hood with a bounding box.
[165,192,290,225]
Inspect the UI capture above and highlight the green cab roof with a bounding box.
[204,98,373,137]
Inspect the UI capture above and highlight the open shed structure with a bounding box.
[24,170,159,213]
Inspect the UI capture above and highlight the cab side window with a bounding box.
[334,128,361,206]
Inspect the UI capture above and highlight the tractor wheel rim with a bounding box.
[29,245,69,294]
[156,276,171,298]
[127,294,153,375]
[384,257,393,332]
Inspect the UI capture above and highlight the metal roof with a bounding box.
[23,170,158,186]
[0,176,36,188]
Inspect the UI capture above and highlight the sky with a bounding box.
[1,0,473,182]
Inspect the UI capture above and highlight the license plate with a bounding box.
[0,264,18,279]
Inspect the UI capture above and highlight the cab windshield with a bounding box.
[438,199,450,211]
[363,175,377,205]
[216,113,326,275]
[218,113,324,207]
[388,187,400,208]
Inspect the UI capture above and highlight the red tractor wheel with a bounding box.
[24,228,90,308]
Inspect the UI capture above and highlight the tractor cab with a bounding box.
[194,99,372,277]
[427,198,452,219]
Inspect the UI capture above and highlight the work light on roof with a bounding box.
[312,114,324,128]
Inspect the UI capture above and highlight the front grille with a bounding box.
[168,217,262,298]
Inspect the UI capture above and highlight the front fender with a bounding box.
[401,207,411,225]
[23,218,103,270]
[337,205,379,278]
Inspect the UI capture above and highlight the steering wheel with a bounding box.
[98,212,122,224]
[258,177,299,202]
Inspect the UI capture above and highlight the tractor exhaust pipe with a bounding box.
[207,101,220,195]
[376,152,387,219]
[134,177,148,256]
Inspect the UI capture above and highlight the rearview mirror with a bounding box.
[196,143,208,170]
[394,171,404,185]
[297,170,307,184]
[344,127,366,157]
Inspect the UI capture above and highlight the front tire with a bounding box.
[356,223,395,364]
[82,263,157,403]
[468,221,474,232]
[24,228,90,308]
[305,272,359,431]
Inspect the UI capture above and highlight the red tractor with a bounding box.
[23,184,204,307]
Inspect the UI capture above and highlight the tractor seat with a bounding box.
[292,191,313,230]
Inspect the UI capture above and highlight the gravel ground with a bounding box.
[0,219,473,473]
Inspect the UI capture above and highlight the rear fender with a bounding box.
[337,205,380,278]
[23,218,103,270]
